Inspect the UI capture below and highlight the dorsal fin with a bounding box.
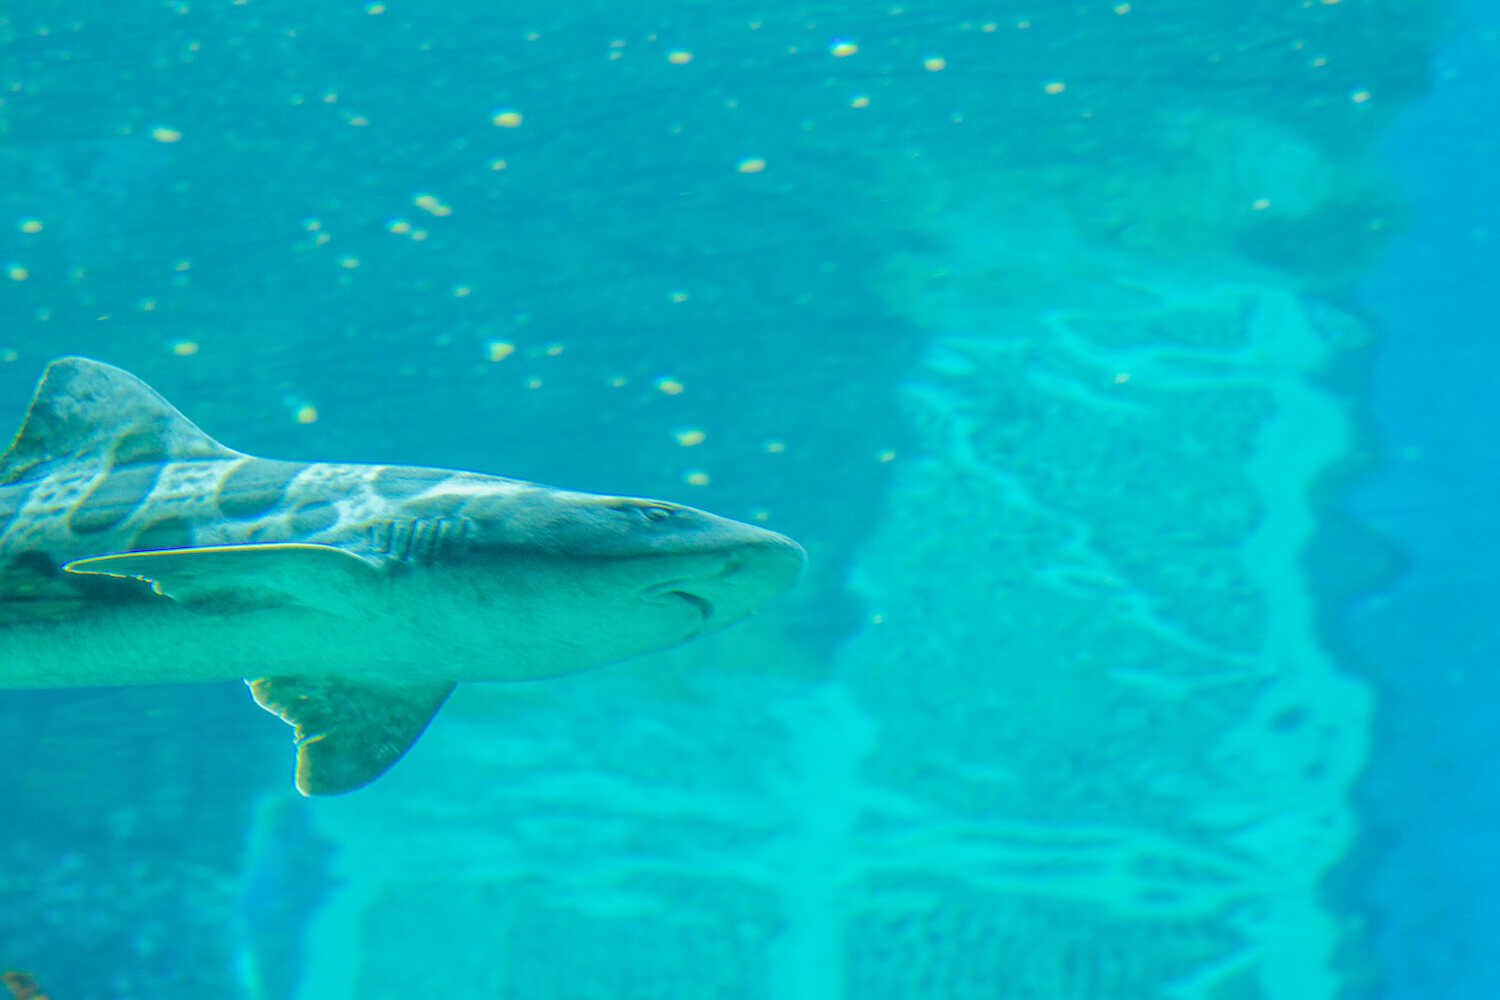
[0,356,237,484]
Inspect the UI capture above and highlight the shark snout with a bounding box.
[726,529,806,598]
[641,528,805,635]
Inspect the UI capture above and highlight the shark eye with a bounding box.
[638,505,675,523]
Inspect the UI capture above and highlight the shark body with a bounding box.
[0,358,804,794]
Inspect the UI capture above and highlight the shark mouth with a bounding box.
[643,582,715,624]
[667,590,713,622]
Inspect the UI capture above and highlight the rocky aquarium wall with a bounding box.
[277,7,1441,1000]
[292,190,1382,1000]
[835,212,1377,996]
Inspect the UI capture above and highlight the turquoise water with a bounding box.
[0,1,1489,996]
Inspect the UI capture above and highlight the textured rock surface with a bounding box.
[292,619,822,999]
[828,213,1376,995]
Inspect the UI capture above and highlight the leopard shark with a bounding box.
[0,357,805,795]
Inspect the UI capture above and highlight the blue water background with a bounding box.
[0,0,1491,995]
[1354,0,1500,994]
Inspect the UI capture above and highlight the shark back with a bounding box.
[0,356,238,487]
[0,359,255,632]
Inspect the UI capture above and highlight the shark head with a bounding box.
[382,482,806,675]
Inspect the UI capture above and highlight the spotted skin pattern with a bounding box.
[2,446,523,574]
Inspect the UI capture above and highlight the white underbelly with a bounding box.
[0,603,430,689]
[0,586,619,689]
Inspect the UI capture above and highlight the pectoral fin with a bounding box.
[63,543,380,615]
[248,676,455,796]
